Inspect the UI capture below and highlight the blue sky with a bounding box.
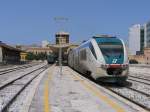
[0,0,150,45]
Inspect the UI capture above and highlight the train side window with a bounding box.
[80,49,86,60]
[89,42,97,59]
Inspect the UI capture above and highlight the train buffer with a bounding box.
[28,65,148,112]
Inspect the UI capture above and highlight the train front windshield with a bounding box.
[98,42,124,64]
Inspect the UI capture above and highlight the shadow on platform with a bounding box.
[96,80,132,88]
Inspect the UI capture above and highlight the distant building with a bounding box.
[129,24,145,55]
[144,48,150,64]
[129,20,150,55]
[16,44,42,51]
[26,47,53,55]
[20,52,27,62]
[14,31,78,62]
[55,32,69,44]
[128,55,145,64]
[128,47,150,64]
[145,21,150,47]
[46,32,79,61]
[42,40,49,48]
[0,42,22,64]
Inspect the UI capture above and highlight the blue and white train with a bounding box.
[68,35,129,83]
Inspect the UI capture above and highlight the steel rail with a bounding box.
[1,65,49,112]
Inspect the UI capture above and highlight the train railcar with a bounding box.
[68,35,129,83]
[47,54,55,64]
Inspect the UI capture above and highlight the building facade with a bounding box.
[17,31,78,62]
[55,32,69,44]
[144,48,150,64]
[140,26,145,53]
[20,52,27,61]
[47,32,78,61]
[42,40,49,48]
[0,42,21,64]
[145,21,150,47]
[129,24,145,55]
[26,47,53,55]
[128,20,150,55]
[128,55,145,64]
[128,48,150,64]
[0,47,2,62]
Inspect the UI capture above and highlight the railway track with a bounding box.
[129,75,150,85]
[129,67,150,80]
[106,86,150,111]
[98,76,150,111]
[99,82,150,111]
[0,64,48,112]
[0,63,39,75]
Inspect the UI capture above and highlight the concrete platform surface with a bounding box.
[29,66,147,112]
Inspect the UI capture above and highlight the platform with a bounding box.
[28,65,147,112]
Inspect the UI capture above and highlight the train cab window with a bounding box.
[89,42,97,59]
[80,49,86,60]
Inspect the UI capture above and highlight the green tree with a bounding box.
[26,52,35,60]
[26,52,48,60]
[37,52,47,60]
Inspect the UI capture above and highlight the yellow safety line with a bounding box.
[44,67,53,112]
[69,69,125,112]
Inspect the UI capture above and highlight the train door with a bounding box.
[78,50,80,69]
[88,42,98,72]
[73,51,75,68]
[74,49,79,70]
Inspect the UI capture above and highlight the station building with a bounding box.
[48,31,78,61]
[21,31,78,62]
[28,32,78,60]
[17,47,53,62]
[0,41,22,64]
[55,32,69,44]
[20,52,28,62]
[26,47,53,55]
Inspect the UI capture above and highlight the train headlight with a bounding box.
[101,64,129,69]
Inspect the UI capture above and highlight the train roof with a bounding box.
[92,36,122,44]
[76,35,123,49]
[92,35,116,38]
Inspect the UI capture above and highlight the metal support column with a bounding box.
[59,47,62,75]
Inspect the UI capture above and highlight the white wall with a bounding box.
[0,47,2,63]
[144,24,147,47]
[42,40,49,48]
[129,24,141,55]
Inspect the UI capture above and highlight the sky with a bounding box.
[0,0,150,45]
